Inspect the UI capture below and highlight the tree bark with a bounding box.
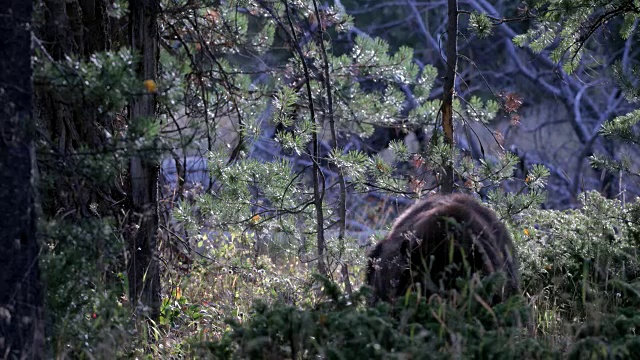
[35,0,120,217]
[440,0,458,194]
[127,0,161,319]
[310,0,351,293]
[0,1,45,358]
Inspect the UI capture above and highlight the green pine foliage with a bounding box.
[172,0,525,263]
[511,0,638,73]
[513,1,640,179]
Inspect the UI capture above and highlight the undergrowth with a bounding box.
[43,192,640,358]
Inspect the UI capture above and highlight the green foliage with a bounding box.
[590,108,640,176]
[35,46,163,191]
[199,276,552,359]
[36,49,139,116]
[515,2,580,67]
[328,36,439,136]
[36,0,640,358]
[513,0,640,179]
[34,42,162,356]
[40,220,130,358]
[486,163,549,218]
[613,61,640,103]
[388,139,410,162]
[105,0,128,19]
[599,108,640,142]
[464,96,500,123]
[142,187,640,359]
[514,1,639,73]
[331,149,370,186]
[515,1,640,179]
[170,0,533,267]
[569,309,640,359]
[273,86,300,127]
[469,11,494,38]
[516,191,640,319]
[620,11,639,39]
[202,155,301,225]
[149,189,640,359]
[186,190,640,359]
[127,115,162,152]
[34,19,173,359]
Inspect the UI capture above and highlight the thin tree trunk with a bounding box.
[0,1,45,357]
[311,115,328,278]
[127,0,161,319]
[280,1,328,277]
[311,0,352,294]
[441,0,458,194]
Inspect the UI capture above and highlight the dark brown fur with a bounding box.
[366,193,519,304]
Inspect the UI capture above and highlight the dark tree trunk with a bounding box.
[127,0,161,319]
[34,0,121,218]
[33,0,161,319]
[0,1,45,358]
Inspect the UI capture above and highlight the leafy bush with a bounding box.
[172,192,640,359]
[40,220,130,358]
[516,191,640,320]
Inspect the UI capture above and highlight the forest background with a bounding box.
[1,0,640,358]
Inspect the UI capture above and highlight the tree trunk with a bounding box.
[0,1,45,358]
[440,0,458,194]
[35,0,121,217]
[127,0,161,319]
[310,0,351,293]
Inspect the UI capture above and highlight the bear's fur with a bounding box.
[366,193,520,304]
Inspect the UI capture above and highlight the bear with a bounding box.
[365,193,520,304]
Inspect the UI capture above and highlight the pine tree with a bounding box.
[514,0,640,187]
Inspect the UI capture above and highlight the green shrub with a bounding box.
[188,192,640,359]
[197,276,555,359]
[40,219,130,358]
[516,191,640,320]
